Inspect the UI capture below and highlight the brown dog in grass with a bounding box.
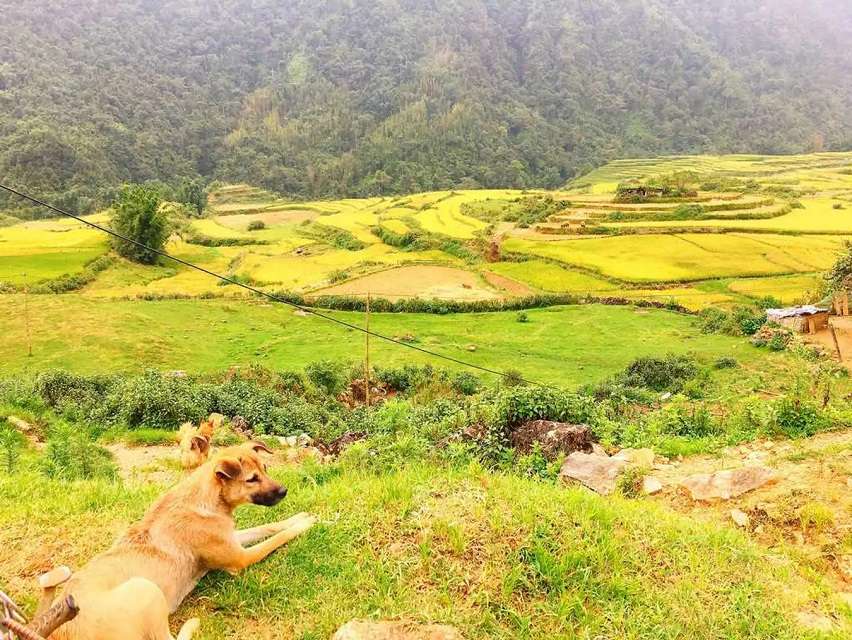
[40,441,316,640]
[178,419,214,470]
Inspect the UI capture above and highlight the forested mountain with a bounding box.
[1,0,850,212]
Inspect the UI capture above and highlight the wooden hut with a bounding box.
[766,305,829,334]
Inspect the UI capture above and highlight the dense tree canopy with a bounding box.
[0,0,849,213]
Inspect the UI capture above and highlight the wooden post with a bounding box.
[830,322,843,362]
[364,292,371,409]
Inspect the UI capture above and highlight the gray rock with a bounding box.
[560,452,628,495]
[642,476,663,495]
[332,620,463,640]
[680,466,777,501]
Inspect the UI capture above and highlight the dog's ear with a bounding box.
[214,456,242,480]
[191,435,209,452]
[247,441,274,455]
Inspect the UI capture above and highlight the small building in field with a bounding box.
[766,305,829,334]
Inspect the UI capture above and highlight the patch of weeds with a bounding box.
[616,465,649,498]
[41,423,118,480]
[0,420,25,474]
[799,501,834,533]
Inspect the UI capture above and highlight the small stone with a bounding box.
[793,531,805,545]
[762,441,775,450]
[840,555,852,581]
[332,620,463,640]
[466,344,477,352]
[795,611,833,632]
[659,392,672,401]
[755,525,764,534]
[642,476,663,495]
[680,466,777,501]
[730,509,750,528]
[590,442,608,456]
[846,477,852,489]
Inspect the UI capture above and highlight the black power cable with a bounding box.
[1,183,551,387]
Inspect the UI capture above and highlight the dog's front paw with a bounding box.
[291,513,318,535]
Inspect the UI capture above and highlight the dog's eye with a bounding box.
[246,475,259,483]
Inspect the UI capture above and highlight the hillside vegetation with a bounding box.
[1,0,851,212]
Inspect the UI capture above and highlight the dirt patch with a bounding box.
[107,444,181,484]
[312,265,502,301]
[482,271,534,297]
[215,209,318,230]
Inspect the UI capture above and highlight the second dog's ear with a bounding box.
[248,441,273,455]
[191,436,209,452]
[215,457,242,480]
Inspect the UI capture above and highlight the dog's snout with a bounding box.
[252,483,287,506]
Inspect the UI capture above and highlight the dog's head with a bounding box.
[213,442,286,508]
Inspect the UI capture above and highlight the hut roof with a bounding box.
[766,305,828,318]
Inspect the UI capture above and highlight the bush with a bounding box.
[516,311,529,323]
[833,203,844,210]
[451,372,481,396]
[496,386,598,429]
[110,184,168,264]
[622,354,698,393]
[375,364,432,393]
[714,356,738,369]
[305,360,346,395]
[772,395,827,438]
[698,306,765,336]
[247,219,266,231]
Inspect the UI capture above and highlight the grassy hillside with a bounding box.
[2,463,846,639]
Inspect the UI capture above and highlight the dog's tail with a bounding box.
[177,422,195,442]
[175,617,200,640]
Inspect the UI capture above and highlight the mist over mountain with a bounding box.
[1,0,850,211]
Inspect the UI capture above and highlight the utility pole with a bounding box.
[365,292,371,409]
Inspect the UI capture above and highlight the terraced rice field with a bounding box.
[1,152,850,308]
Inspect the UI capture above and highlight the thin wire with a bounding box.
[1,183,550,386]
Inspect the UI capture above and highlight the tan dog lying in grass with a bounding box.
[41,442,316,640]
[178,419,214,470]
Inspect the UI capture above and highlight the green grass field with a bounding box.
[0,296,768,385]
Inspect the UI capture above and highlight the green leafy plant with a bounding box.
[110,184,168,264]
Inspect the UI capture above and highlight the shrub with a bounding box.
[502,369,525,387]
[714,356,738,369]
[622,354,698,393]
[833,203,844,210]
[516,311,529,323]
[328,269,349,284]
[698,306,765,336]
[375,364,431,393]
[451,372,481,396]
[495,386,598,429]
[305,360,345,396]
[247,219,266,231]
[772,394,826,438]
[110,184,168,264]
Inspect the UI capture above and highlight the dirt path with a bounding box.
[647,429,852,592]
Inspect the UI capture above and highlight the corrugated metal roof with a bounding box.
[766,305,828,318]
